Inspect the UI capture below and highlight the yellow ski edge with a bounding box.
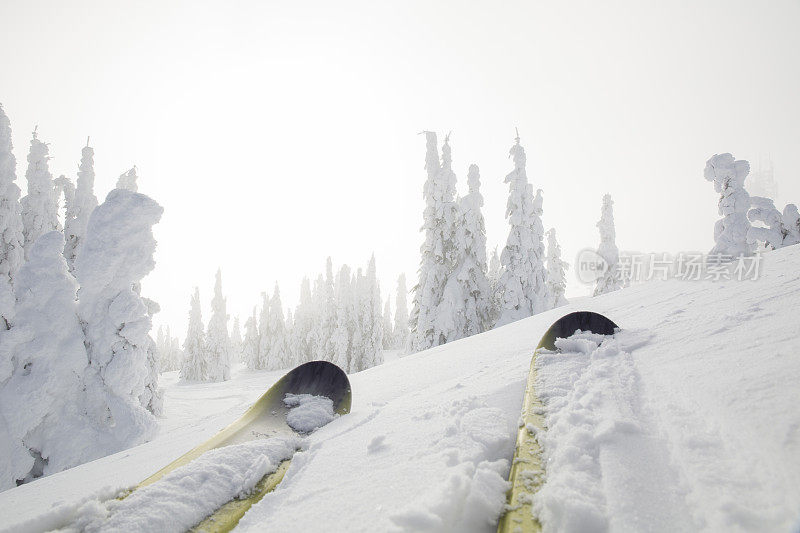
[497,349,545,533]
[189,459,292,533]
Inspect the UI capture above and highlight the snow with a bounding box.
[2,245,800,532]
[19,438,300,533]
[283,394,336,433]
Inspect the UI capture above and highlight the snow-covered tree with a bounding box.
[783,204,800,247]
[139,296,163,416]
[393,274,409,350]
[230,315,243,363]
[284,307,299,366]
[64,141,98,270]
[181,287,207,381]
[488,246,500,282]
[156,325,182,372]
[290,278,313,364]
[0,232,89,489]
[205,269,231,382]
[242,308,259,370]
[257,292,270,369]
[20,128,59,256]
[496,135,548,326]
[447,163,491,339]
[349,268,365,372]
[487,246,501,326]
[546,228,569,308]
[331,265,352,372]
[309,273,328,361]
[320,258,337,361]
[704,153,753,257]
[75,188,162,454]
[410,132,459,351]
[594,194,623,296]
[382,298,393,349]
[117,166,138,192]
[0,104,25,328]
[747,196,786,250]
[267,284,289,370]
[54,175,75,234]
[359,255,384,370]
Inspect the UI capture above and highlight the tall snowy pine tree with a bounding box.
[593,194,624,296]
[496,134,548,326]
[181,287,207,381]
[0,104,25,328]
[546,228,569,308]
[64,141,98,270]
[20,128,59,257]
[410,132,458,351]
[205,269,232,382]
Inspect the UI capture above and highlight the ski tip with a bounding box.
[536,311,619,352]
[281,360,352,415]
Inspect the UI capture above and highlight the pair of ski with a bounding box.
[63,311,615,532]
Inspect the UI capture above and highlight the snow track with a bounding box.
[534,331,692,532]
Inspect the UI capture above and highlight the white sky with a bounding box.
[2,0,799,336]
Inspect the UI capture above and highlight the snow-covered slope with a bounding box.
[2,247,799,532]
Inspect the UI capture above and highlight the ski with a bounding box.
[135,360,351,533]
[497,312,619,533]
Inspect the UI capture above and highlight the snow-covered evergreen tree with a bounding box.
[180,287,207,381]
[410,132,459,351]
[75,188,162,454]
[291,278,313,364]
[487,246,502,326]
[331,265,352,372]
[205,269,231,382]
[267,284,289,370]
[783,204,800,247]
[20,128,59,256]
[320,258,337,361]
[382,298,393,349]
[393,273,409,350]
[349,268,365,372]
[117,166,138,192]
[747,196,786,250]
[309,273,328,361]
[448,163,491,339]
[284,307,298,365]
[488,246,500,282]
[496,135,548,326]
[257,292,270,369]
[360,255,384,370]
[0,104,25,329]
[594,194,623,296]
[139,296,163,416]
[546,228,569,308]
[230,315,243,363]
[704,153,753,257]
[64,141,98,270]
[0,232,89,489]
[54,175,74,235]
[156,326,180,373]
[242,308,259,370]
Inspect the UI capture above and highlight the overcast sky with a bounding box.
[2,0,799,335]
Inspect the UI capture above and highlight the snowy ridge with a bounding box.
[2,246,800,532]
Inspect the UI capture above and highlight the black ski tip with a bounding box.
[280,361,352,414]
[536,311,619,352]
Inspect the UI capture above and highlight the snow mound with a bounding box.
[53,437,300,533]
[284,394,335,433]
